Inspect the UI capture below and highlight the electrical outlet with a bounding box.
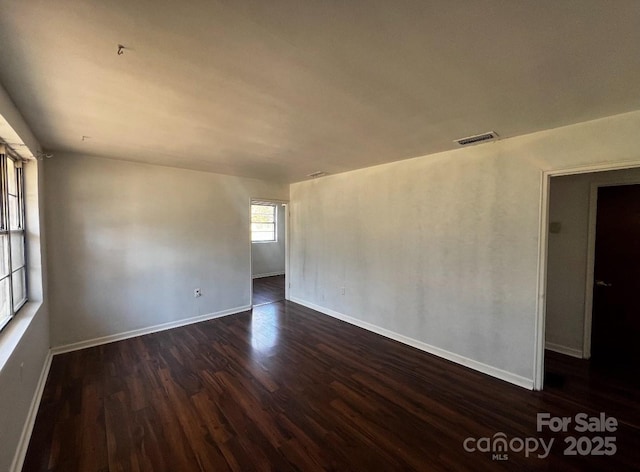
[194,288,202,298]
[341,287,345,295]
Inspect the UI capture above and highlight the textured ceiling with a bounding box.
[1,0,639,182]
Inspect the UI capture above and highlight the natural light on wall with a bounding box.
[251,202,277,242]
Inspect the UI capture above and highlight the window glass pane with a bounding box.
[251,203,277,242]
[0,157,26,326]
[12,267,26,309]
[251,204,274,215]
[252,214,274,223]
[0,234,9,277]
[252,232,275,242]
[251,223,274,233]
[7,157,16,196]
[9,194,20,229]
[251,204,275,223]
[11,232,24,268]
[0,277,11,328]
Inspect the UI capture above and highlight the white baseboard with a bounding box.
[10,349,53,472]
[51,305,251,355]
[252,271,285,279]
[545,342,583,359]
[290,297,534,390]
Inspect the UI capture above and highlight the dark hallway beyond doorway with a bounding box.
[544,350,640,427]
[592,184,640,365]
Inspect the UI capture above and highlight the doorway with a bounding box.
[541,172,640,433]
[250,200,288,307]
[542,169,640,391]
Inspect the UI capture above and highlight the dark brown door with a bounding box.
[592,184,640,367]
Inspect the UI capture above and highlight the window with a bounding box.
[0,147,27,331]
[251,203,277,242]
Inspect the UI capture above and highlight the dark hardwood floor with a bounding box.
[252,275,285,306]
[543,350,640,434]
[23,302,639,471]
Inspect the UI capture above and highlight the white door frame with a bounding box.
[249,198,290,307]
[534,160,640,390]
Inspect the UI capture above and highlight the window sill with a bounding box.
[0,301,44,374]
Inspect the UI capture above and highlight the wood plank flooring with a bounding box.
[23,302,640,471]
[252,275,285,306]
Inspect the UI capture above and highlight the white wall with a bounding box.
[0,85,40,160]
[0,298,49,472]
[289,110,640,387]
[0,85,49,472]
[251,203,286,278]
[546,167,640,355]
[45,153,288,348]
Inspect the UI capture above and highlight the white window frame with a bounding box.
[251,202,277,243]
[0,147,27,331]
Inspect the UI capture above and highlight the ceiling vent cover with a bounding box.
[307,171,327,178]
[454,131,499,146]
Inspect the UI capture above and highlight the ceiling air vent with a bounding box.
[307,171,327,178]
[454,131,499,146]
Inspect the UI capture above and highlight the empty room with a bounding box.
[1,1,639,471]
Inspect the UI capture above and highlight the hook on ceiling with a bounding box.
[117,44,126,55]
